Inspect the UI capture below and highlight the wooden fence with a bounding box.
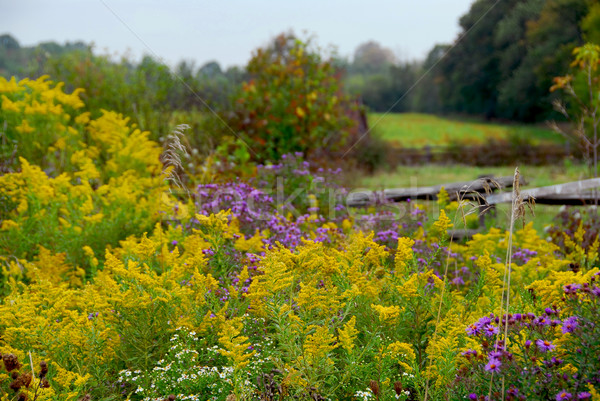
[347,176,600,239]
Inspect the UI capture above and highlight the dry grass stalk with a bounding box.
[161,124,192,198]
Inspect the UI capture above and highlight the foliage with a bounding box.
[551,43,600,178]
[1,75,600,401]
[223,33,356,162]
[0,75,167,276]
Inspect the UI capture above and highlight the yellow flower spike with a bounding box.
[437,187,450,208]
[0,76,20,93]
[371,304,402,324]
[386,341,416,372]
[338,316,359,354]
[432,209,453,236]
[15,119,35,134]
[303,325,338,366]
[1,94,21,112]
[395,237,415,274]
[218,319,255,370]
[0,220,19,231]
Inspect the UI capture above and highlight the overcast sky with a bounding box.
[3,0,474,69]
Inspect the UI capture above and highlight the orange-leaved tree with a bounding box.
[226,33,356,162]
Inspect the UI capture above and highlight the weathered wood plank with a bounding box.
[486,178,600,205]
[531,193,600,205]
[346,176,517,207]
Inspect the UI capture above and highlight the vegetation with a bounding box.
[218,33,357,162]
[0,74,599,401]
[368,113,564,148]
[0,3,600,399]
[344,0,600,123]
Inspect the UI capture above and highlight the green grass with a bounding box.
[359,163,589,190]
[368,112,565,148]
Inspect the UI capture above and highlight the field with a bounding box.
[0,77,599,401]
[361,114,593,232]
[369,112,565,147]
[359,163,589,189]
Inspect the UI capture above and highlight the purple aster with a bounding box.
[556,390,573,400]
[466,325,478,336]
[507,387,519,397]
[563,284,581,295]
[483,324,499,337]
[536,339,556,352]
[484,358,502,373]
[462,349,478,358]
[535,316,551,326]
[468,394,478,400]
[578,392,592,399]
[489,351,503,359]
[562,316,578,334]
[452,276,465,285]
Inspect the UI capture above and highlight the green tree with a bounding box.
[551,43,600,178]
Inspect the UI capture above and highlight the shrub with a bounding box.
[223,33,356,162]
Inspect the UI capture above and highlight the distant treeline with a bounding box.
[346,0,600,122]
[1,0,599,128]
[0,33,248,145]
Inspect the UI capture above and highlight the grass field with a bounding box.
[359,163,589,190]
[368,112,565,147]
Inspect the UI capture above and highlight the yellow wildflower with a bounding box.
[338,316,359,353]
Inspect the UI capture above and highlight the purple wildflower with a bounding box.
[562,316,578,334]
[563,284,581,295]
[483,324,499,337]
[536,339,556,352]
[556,390,573,400]
[484,358,502,373]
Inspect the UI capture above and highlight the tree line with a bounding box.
[1,0,599,135]
[347,0,600,122]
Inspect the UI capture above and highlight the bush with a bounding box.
[223,33,356,162]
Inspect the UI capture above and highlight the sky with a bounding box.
[2,0,474,69]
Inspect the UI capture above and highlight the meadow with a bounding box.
[369,113,565,148]
[0,76,599,401]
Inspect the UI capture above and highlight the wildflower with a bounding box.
[562,316,578,334]
[432,209,453,234]
[484,358,502,373]
[556,390,573,400]
[536,339,555,352]
[483,324,499,337]
[468,394,478,400]
[339,316,359,353]
[563,284,581,295]
[578,393,592,399]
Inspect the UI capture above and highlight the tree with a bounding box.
[430,0,594,121]
[224,33,355,161]
[551,43,600,179]
[352,41,396,74]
